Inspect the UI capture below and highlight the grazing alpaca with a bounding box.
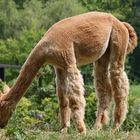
[0,12,137,133]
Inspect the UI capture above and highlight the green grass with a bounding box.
[32,129,140,140]
[0,128,140,140]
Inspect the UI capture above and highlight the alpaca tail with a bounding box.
[123,22,138,54]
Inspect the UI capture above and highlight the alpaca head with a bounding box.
[0,85,16,128]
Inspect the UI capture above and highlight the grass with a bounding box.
[34,129,140,140]
[0,127,140,140]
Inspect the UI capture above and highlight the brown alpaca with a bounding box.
[0,12,137,133]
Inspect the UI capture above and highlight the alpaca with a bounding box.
[0,12,137,133]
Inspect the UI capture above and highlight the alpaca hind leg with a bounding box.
[66,65,86,133]
[110,30,129,130]
[55,68,71,133]
[94,49,113,129]
[110,66,129,130]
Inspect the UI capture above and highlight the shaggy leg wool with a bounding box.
[94,49,113,129]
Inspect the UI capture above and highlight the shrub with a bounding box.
[0,79,5,92]
[85,93,97,126]
[122,85,140,130]
[6,97,32,136]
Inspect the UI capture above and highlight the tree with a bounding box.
[0,0,20,39]
[127,0,140,83]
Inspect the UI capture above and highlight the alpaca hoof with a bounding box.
[60,127,68,133]
[113,123,120,132]
[77,125,86,134]
[112,127,119,133]
[77,130,86,135]
[101,111,109,125]
[94,122,102,130]
[80,129,86,134]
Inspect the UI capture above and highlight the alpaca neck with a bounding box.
[2,44,46,104]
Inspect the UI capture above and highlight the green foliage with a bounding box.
[0,27,45,65]
[0,0,20,39]
[123,85,140,130]
[85,93,97,126]
[43,0,86,28]
[79,0,133,19]
[6,97,32,137]
[123,96,140,130]
[0,79,5,91]
[41,97,59,125]
[80,64,93,86]
[0,27,46,81]
[6,96,59,138]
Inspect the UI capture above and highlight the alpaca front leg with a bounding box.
[55,68,71,133]
[69,94,86,133]
[58,91,71,133]
[66,65,86,133]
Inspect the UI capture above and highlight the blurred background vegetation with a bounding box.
[0,0,140,139]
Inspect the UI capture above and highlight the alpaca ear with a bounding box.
[3,84,10,94]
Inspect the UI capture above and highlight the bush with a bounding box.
[85,93,97,126]
[0,79,5,92]
[6,97,33,137]
[122,85,140,130]
[123,96,140,130]
[6,95,59,138]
